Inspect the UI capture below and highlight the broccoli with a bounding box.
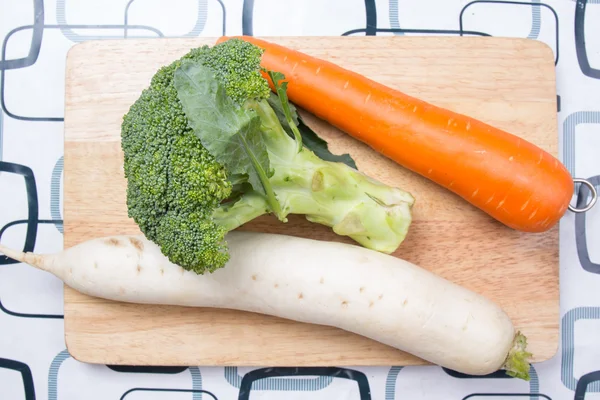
[121,38,414,274]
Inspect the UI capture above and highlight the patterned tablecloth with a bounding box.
[1,0,599,399]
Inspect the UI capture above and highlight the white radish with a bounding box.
[0,231,530,379]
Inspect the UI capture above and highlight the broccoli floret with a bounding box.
[122,38,415,275]
[121,46,234,274]
[200,40,271,105]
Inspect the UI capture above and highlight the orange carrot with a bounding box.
[216,36,574,233]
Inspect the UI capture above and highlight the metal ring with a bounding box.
[569,178,598,213]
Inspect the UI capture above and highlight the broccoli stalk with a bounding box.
[233,96,415,252]
[121,38,414,274]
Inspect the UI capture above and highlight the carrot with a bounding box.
[216,36,574,233]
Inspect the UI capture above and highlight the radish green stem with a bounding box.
[502,331,532,380]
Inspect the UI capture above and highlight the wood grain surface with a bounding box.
[63,36,560,366]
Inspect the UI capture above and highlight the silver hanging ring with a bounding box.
[569,178,597,213]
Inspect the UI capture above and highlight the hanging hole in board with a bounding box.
[569,178,598,213]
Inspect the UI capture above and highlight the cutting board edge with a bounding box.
[61,36,561,368]
[63,34,558,52]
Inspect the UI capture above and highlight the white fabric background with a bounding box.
[0,0,598,399]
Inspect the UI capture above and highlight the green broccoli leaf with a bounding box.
[174,60,283,219]
[267,93,358,170]
[265,70,303,152]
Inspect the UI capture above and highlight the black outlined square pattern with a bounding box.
[575,371,600,400]
[0,0,44,71]
[561,307,600,393]
[120,388,218,399]
[462,395,551,399]
[0,219,64,319]
[575,176,600,274]
[49,352,207,399]
[562,111,600,182]
[575,0,600,79]
[1,25,162,122]
[243,0,376,36]
[459,1,559,64]
[123,0,226,37]
[0,358,35,400]
[0,161,38,262]
[444,366,545,399]
[0,161,63,319]
[237,367,371,400]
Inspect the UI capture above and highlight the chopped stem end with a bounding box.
[502,331,532,381]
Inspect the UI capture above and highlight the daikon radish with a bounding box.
[0,231,530,379]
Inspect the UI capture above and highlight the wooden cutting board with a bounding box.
[63,36,560,367]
